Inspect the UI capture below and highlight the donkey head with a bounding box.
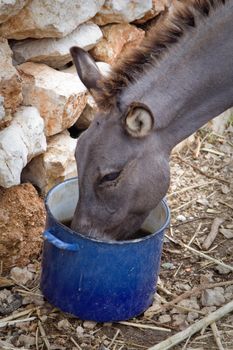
[70,47,171,240]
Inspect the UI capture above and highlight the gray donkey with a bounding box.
[70,0,233,240]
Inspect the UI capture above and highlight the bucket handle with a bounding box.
[43,230,79,252]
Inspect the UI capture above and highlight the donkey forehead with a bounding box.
[76,113,122,156]
[88,110,126,141]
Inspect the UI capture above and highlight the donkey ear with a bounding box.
[70,46,102,91]
[124,103,154,138]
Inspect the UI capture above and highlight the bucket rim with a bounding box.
[45,177,170,246]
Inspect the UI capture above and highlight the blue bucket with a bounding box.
[40,177,170,322]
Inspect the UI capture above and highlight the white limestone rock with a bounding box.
[134,0,171,24]
[0,95,12,130]
[78,62,111,130]
[75,95,97,130]
[96,61,112,77]
[12,22,103,68]
[0,106,46,188]
[93,0,152,25]
[0,95,5,120]
[0,38,22,113]
[18,62,87,136]
[0,0,28,24]
[61,65,78,75]
[64,61,111,129]
[0,0,105,39]
[90,23,145,64]
[62,61,111,77]
[63,61,111,129]
[0,95,11,129]
[21,131,77,194]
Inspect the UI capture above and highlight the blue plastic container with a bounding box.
[40,177,170,322]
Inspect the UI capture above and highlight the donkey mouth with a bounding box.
[70,221,117,242]
[70,211,148,242]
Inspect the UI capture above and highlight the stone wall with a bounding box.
[0,0,171,192]
[0,0,231,193]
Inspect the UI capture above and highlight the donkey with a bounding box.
[70,0,233,240]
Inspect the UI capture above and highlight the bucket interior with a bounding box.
[46,178,79,223]
[46,177,168,237]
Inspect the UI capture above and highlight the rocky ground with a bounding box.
[0,123,233,349]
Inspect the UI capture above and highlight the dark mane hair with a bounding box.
[95,0,226,110]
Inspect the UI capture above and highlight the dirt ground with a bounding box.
[0,183,45,271]
[0,123,233,350]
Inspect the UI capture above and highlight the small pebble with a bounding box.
[10,267,34,285]
[196,198,209,206]
[187,311,199,323]
[161,262,176,270]
[214,265,231,274]
[55,337,67,346]
[99,346,109,350]
[172,313,187,326]
[158,314,171,323]
[0,289,11,300]
[225,285,233,294]
[163,236,170,243]
[18,334,35,348]
[176,215,186,222]
[40,315,48,322]
[200,273,214,284]
[57,319,72,330]
[76,325,85,338]
[201,287,225,307]
[83,320,97,329]
[27,264,37,273]
[225,286,233,302]
[177,297,200,312]
[221,184,230,194]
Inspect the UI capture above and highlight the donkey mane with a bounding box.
[95,0,226,111]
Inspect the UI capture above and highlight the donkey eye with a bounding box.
[100,171,121,184]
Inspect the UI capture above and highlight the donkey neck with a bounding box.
[119,1,233,149]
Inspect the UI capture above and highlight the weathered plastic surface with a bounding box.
[40,177,170,322]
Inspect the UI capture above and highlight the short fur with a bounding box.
[70,0,232,241]
[95,0,226,111]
